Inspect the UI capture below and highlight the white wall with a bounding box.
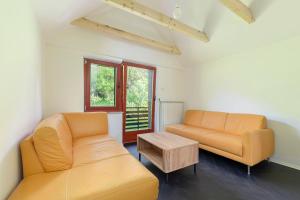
[43,27,186,143]
[0,0,42,199]
[186,35,300,170]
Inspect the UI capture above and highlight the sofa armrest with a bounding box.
[242,129,275,166]
[20,134,45,177]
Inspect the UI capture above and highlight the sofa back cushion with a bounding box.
[184,110,204,127]
[200,111,228,131]
[225,113,267,134]
[63,112,108,139]
[33,114,73,172]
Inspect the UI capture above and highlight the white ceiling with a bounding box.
[32,0,300,65]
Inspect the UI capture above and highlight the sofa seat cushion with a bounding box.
[73,135,113,147]
[68,155,159,200]
[165,124,188,135]
[72,135,129,167]
[8,170,69,200]
[197,131,243,157]
[9,155,159,200]
[166,124,243,156]
[166,124,214,140]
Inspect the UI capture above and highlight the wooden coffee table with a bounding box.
[137,132,199,181]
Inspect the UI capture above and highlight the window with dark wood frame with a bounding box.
[84,58,123,112]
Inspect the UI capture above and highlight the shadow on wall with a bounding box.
[203,0,275,36]
[203,1,224,38]
[0,143,22,199]
[250,0,275,19]
[268,119,300,168]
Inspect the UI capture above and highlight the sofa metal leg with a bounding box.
[247,166,251,175]
[138,153,141,161]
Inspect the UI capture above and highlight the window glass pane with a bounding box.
[125,66,154,132]
[90,64,116,107]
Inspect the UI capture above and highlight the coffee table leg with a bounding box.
[194,164,197,174]
[138,153,141,161]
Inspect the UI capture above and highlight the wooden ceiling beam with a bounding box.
[220,0,255,23]
[104,0,209,42]
[71,18,181,55]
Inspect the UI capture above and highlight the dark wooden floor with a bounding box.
[125,143,300,200]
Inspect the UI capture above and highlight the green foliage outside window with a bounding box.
[126,67,150,107]
[90,65,152,108]
[90,64,115,106]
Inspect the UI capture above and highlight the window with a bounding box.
[122,62,156,143]
[84,58,122,112]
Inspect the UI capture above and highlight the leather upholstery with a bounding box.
[184,110,204,127]
[242,129,274,166]
[9,155,158,200]
[20,135,44,177]
[166,125,242,156]
[9,112,158,200]
[201,111,228,131]
[64,112,108,139]
[166,110,274,166]
[225,113,267,134]
[68,155,158,200]
[166,125,213,141]
[197,131,242,156]
[164,124,189,136]
[73,135,129,167]
[8,170,69,200]
[33,114,73,172]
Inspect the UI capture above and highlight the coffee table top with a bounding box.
[138,132,198,150]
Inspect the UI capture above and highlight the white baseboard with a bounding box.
[270,158,300,171]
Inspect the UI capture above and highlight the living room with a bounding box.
[1,0,300,200]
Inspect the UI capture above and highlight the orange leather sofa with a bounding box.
[166,110,274,174]
[9,112,158,200]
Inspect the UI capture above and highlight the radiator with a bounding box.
[158,100,184,131]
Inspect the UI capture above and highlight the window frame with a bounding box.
[84,58,123,112]
[122,62,157,143]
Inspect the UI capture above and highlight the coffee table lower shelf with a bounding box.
[137,132,199,182]
[139,149,164,171]
[138,151,197,182]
